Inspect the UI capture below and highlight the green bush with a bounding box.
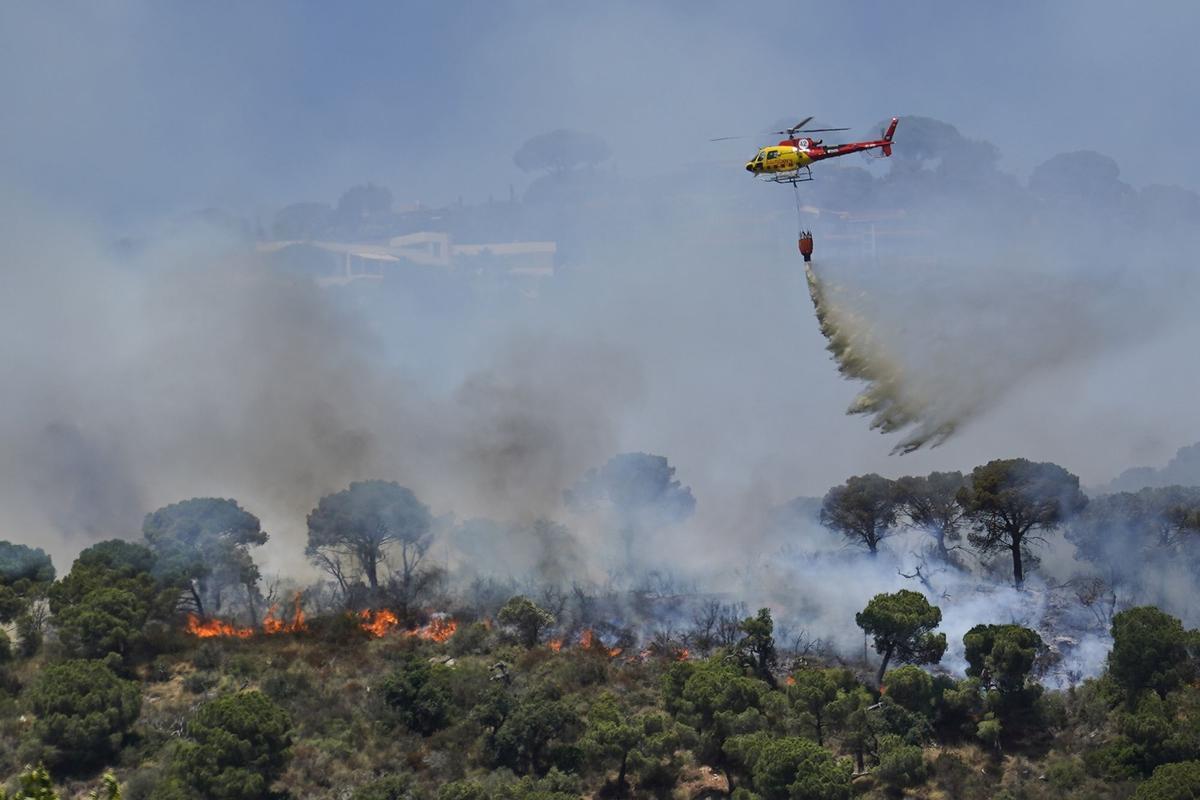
[1133,760,1200,800]
[24,659,141,772]
[54,587,149,662]
[183,671,218,695]
[379,655,452,735]
[448,622,491,657]
[876,734,928,792]
[350,772,419,800]
[172,690,292,800]
[724,732,852,800]
[192,642,223,671]
[1109,607,1194,699]
[261,663,315,703]
[1044,755,1086,791]
[438,780,486,800]
[883,665,934,716]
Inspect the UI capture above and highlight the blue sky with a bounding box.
[3,1,1199,221]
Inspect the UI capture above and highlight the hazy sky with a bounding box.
[3,1,1200,576]
[4,1,1200,219]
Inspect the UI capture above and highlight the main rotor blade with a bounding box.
[769,117,815,136]
[708,135,750,141]
[797,127,851,133]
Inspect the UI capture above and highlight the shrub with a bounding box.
[1133,761,1200,800]
[24,659,141,771]
[173,690,292,800]
[883,665,934,716]
[379,656,452,735]
[876,734,928,792]
[350,772,419,800]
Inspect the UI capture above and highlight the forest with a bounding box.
[1,455,1199,800]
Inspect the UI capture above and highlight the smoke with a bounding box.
[5,5,1200,687]
[795,122,1200,455]
[805,262,957,452]
[803,256,1129,453]
[722,522,1113,687]
[0,214,642,575]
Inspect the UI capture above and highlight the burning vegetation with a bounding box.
[7,448,1200,798]
[185,593,308,638]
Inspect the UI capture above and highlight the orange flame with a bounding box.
[676,648,691,661]
[548,638,563,652]
[185,613,254,639]
[262,593,308,635]
[358,610,457,642]
[786,674,797,686]
[185,593,307,638]
[579,629,621,658]
[359,608,401,637]
[406,616,457,643]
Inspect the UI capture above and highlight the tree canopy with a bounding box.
[1109,606,1196,699]
[498,595,555,648]
[958,459,1087,587]
[0,541,55,624]
[856,590,947,685]
[820,474,899,555]
[963,623,1044,695]
[895,471,968,564]
[1133,760,1200,800]
[306,480,432,595]
[0,541,55,586]
[25,659,141,771]
[143,497,267,618]
[724,731,853,800]
[566,452,695,565]
[173,690,292,800]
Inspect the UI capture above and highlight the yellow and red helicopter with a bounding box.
[713,116,899,184]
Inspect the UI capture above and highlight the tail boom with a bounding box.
[881,117,898,157]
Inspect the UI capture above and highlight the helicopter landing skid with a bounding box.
[763,167,814,185]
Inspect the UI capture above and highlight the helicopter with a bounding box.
[713,116,899,184]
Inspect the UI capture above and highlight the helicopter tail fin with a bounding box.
[881,117,898,156]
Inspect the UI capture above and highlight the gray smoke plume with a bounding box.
[805,262,958,452]
[803,251,1157,454]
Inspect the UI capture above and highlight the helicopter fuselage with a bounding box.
[745,117,899,180]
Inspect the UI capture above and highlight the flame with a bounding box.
[359,608,401,638]
[676,648,690,661]
[579,629,621,658]
[406,616,457,643]
[185,613,254,639]
[262,593,308,635]
[358,610,457,642]
[786,675,797,686]
[185,593,307,638]
[548,639,563,652]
